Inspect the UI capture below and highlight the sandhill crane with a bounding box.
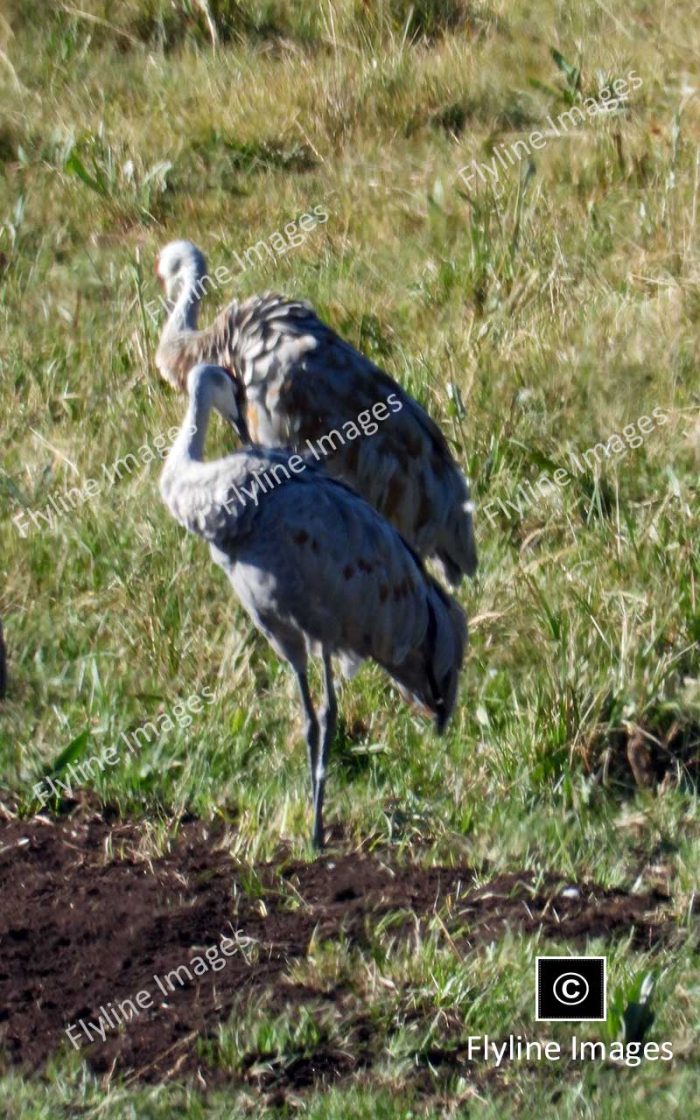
[154,240,477,586]
[161,363,467,849]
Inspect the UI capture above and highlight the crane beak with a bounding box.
[222,367,250,445]
[228,413,250,445]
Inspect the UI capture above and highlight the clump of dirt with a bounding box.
[0,813,673,1088]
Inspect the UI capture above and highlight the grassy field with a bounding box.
[0,0,699,1115]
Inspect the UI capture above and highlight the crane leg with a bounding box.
[312,653,337,851]
[296,668,320,807]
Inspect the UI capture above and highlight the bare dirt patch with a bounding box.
[0,813,673,1088]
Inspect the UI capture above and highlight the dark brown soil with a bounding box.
[0,813,674,1089]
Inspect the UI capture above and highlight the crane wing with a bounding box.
[225,297,477,580]
[208,458,427,669]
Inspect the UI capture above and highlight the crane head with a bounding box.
[155,240,207,303]
[187,363,250,445]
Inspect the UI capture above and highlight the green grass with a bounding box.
[1,0,699,1114]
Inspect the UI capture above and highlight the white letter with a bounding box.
[64,1023,83,1050]
[33,782,49,807]
[466,1036,482,1059]
[12,512,29,538]
[491,1039,508,1067]
[238,481,259,507]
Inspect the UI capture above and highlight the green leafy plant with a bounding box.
[528,46,582,106]
[550,47,582,102]
[603,970,657,1044]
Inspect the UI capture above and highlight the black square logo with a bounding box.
[536,957,606,1021]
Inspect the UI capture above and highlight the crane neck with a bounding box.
[164,266,202,340]
[156,264,207,388]
[171,386,212,466]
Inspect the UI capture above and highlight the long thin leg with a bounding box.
[313,653,337,850]
[296,669,319,807]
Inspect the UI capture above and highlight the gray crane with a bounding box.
[154,239,477,586]
[160,364,467,849]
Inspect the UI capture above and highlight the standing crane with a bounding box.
[160,364,467,849]
[154,240,477,586]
